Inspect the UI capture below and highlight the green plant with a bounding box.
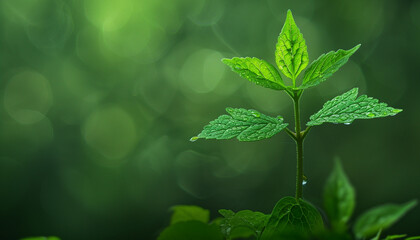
[158,10,418,240]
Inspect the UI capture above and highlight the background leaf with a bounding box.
[323,158,355,232]
[299,44,360,89]
[260,197,324,239]
[157,221,223,240]
[194,108,288,141]
[218,209,269,239]
[222,57,286,90]
[170,205,210,225]
[353,200,417,238]
[276,10,309,81]
[307,88,402,126]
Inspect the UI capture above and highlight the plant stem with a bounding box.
[293,91,304,200]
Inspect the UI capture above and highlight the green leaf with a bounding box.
[384,234,407,240]
[20,237,60,240]
[158,220,223,240]
[371,230,382,240]
[406,236,420,240]
[307,88,402,126]
[218,209,269,239]
[353,200,417,238]
[276,10,309,81]
[323,158,355,232]
[260,197,324,239]
[222,57,286,90]
[170,205,210,225]
[299,44,360,89]
[194,108,288,142]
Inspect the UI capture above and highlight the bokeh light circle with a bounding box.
[4,71,53,124]
[83,105,138,161]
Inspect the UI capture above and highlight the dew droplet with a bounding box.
[302,175,308,186]
[343,122,352,125]
[190,136,199,142]
[367,112,376,117]
[251,111,260,117]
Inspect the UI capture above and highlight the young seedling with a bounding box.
[158,10,417,240]
[191,10,400,200]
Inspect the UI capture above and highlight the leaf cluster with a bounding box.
[158,160,418,240]
[193,10,401,142]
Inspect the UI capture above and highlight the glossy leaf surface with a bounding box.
[307,88,402,126]
[299,45,360,89]
[195,108,288,142]
[222,57,286,90]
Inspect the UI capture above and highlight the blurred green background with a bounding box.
[1,0,419,239]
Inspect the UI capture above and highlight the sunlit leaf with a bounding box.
[222,57,286,90]
[194,108,288,142]
[299,45,360,89]
[307,88,402,126]
[170,205,210,225]
[276,10,309,81]
[353,200,417,238]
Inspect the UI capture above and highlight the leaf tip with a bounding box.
[407,199,418,209]
[190,136,199,142]
[221,58,231,64]
[393,108,403,114]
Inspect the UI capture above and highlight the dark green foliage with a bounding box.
[353,200,417,238]
[20,237,60,240]
[170,205,210,225]
[218,209,269,239]
[323,159,355,232]
[157,221,223,240]
[260,197,324,239]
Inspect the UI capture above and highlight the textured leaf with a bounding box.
[222,57,286,90]
[194,108,288,142]
[299,45,360,89]
[353,200,417,238]
[276,10,309,81]
[260,197,324,239]
[323,159,355,232]
[218,209,269,239]
[158,221,223,240]
[170,205,210,225]
[307,88,402,126]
